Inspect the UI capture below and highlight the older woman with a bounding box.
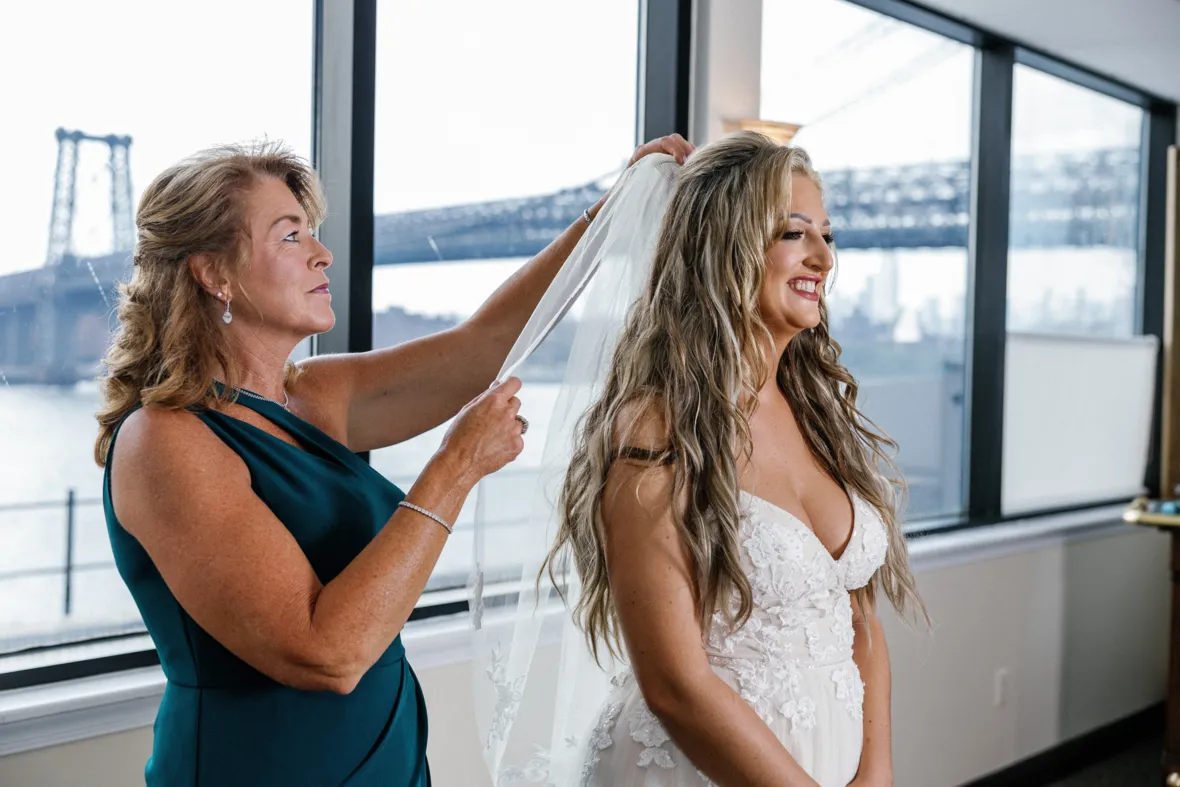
[95,134,692,787]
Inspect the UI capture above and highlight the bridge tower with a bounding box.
[44,128,134,267]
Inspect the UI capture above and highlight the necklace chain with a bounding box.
[212,378,291,410]
[231,384,290,411]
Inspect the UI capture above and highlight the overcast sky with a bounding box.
[3,0,1143,319]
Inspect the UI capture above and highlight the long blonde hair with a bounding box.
[544,131,926,663]
[95,141,325,466]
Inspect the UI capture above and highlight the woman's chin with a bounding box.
[778,308,821,334]
[302,312,336,336]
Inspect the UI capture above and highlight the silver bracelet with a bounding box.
[582,207,593,225]
[397,501,453,535]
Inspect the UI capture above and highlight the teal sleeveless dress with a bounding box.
[103,393,430,786]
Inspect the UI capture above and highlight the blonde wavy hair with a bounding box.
[544,131,926,664]
[95,141,325,467]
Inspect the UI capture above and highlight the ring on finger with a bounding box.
[515,415,529,435]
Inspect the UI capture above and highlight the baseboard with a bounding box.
[960,703,1164,787]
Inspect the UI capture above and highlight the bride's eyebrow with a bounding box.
[789,212,832,227]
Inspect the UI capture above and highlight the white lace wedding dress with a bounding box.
[579,490,889,787]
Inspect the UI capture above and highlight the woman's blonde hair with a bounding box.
[544,131,926,664]
[94,140,325,466]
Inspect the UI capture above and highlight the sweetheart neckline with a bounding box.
[738,490,859,565]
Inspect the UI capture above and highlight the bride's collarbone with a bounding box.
[738,398,856,549]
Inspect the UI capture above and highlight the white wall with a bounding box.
[0,730,151,787]
[690,0,763,145]
[915,0,1180,103]
[889,525,1168,786]
[0,523,1168,787]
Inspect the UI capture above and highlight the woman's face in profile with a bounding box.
[236,176,335,340]
[758,173,835,345]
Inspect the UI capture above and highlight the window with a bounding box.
[0,0,1168,693]
[370,1,641,591]
[0,0,314,658]
[1008,65,1145,337]
[761,0,975,521]
[1000,64,1150,515]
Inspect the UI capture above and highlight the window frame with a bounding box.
[353,0,689,616]
[0,0,685,689]
[837,0,1176,528]
[2,0,1176,690]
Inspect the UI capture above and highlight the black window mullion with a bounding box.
[1140,103,1178,497]
[0,647,160,692]
[639,0,693,141]
[347,0,377,358]
[310,0,375,462]
[964,40,1015,523]
[312,0,376,362]
[1015,47,1153,110]
[845,0,980,45]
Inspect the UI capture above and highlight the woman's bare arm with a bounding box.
[110,380,521,693]
[850,593,893,786]
[319,135,695,454]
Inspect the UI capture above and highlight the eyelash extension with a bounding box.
[782,230,837,246]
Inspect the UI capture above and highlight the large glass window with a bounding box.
[761,0,974,521]
[1001,65,1148,515]
[1008,65,1145,337]
[0,0,314,657]
[370,1,641,591]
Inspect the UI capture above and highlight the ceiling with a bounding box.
[916,0,1180,102]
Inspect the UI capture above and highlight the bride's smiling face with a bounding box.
[757,173,835,346]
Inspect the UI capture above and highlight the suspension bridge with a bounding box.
[0,128,1142,384]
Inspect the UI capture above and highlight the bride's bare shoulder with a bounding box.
[609,397,675,467]
[602,398,686,522]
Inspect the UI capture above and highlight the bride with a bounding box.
[471,131,926,787]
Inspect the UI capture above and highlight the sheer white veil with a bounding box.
[467,153,681,786]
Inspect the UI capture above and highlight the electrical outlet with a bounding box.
[993,667,1009,707]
